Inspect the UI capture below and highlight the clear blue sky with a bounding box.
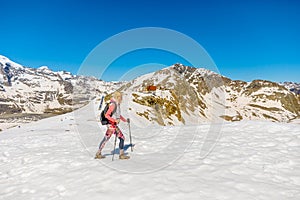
[1,0,299,82]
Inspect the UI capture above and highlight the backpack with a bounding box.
[100,102,117,125]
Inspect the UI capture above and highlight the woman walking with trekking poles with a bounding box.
[95,91,130,160]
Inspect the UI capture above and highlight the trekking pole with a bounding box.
[112,130,118,161]
[127,118,133,152]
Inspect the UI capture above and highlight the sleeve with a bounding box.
[120,115,126,122]
[105,103,116,123]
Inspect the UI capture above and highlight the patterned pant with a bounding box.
[98,125,125,152]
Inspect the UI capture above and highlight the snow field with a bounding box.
[0,101,299,200]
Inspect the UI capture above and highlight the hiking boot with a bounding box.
[119,149,130,160]
[95,152,105,159]
[119,154,130,160]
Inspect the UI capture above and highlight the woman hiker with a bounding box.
[95,91,130,160]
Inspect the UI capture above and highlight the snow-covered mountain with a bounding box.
[1,55,300,129]
[280,82,300,95]
[0,55,122,129]
[120,64,300,125]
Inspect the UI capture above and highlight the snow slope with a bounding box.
[0,100,299,200]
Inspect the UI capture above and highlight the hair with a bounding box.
[113,91,123,99]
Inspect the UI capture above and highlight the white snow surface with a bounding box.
[0,100,300,200]
[0,55,25,70]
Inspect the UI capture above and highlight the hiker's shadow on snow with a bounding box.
[103,144,133,156]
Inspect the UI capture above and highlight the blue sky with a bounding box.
[1,0,299,82]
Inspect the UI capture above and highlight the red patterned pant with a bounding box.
[98,125,125,152]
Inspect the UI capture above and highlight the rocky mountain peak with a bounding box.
[119,64,300,125]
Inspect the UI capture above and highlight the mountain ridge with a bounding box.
[1,55,300,129]
[0,55,121,129]
[118,63,300,125]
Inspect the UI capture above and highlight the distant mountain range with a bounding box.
[1,55,299,129]
[280,82,300,95]
[0,55,121,129]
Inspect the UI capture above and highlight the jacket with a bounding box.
[105,98,126,124]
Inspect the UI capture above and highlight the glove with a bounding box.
[127,118,130,123]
